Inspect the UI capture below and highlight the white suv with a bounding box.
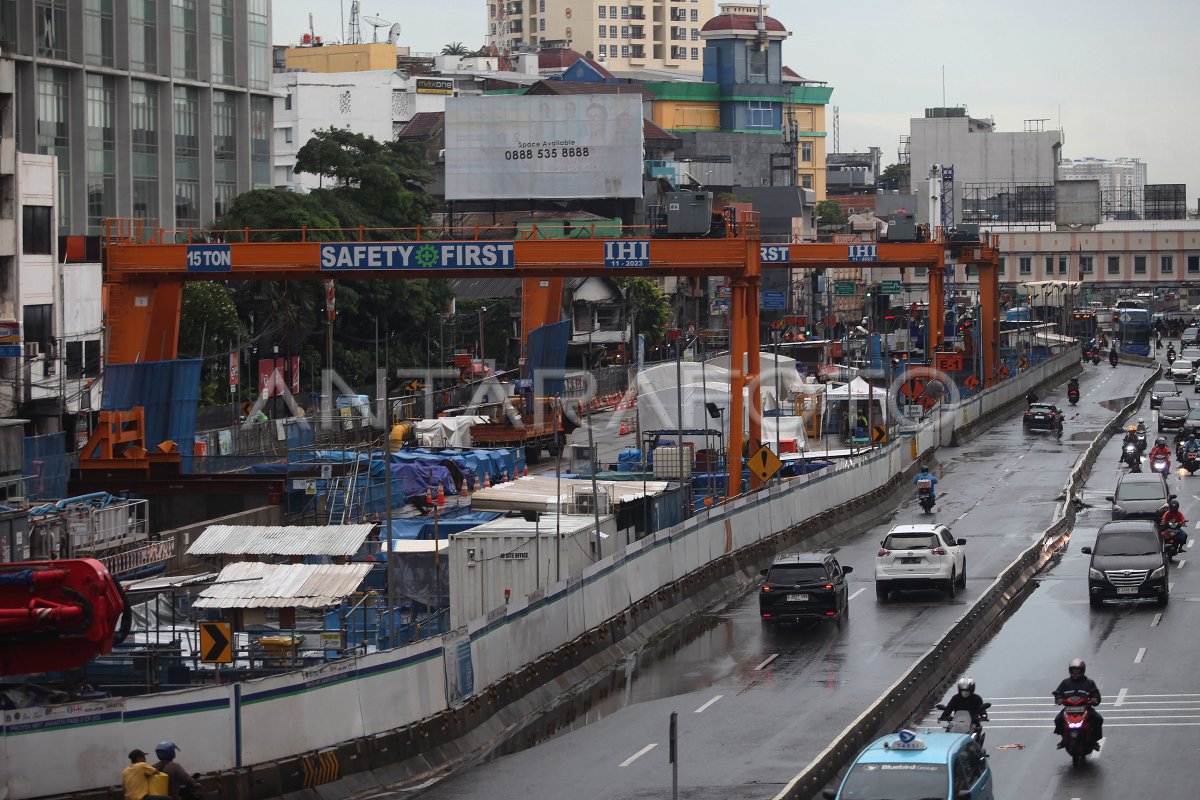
[875,523,967,601]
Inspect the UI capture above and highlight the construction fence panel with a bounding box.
[239,658,365,766]
[467,611,511,691]
[356,640,447,737]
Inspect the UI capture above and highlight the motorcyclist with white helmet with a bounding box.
[939,676,988,726]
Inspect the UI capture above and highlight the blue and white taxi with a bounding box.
[823,729,994,800]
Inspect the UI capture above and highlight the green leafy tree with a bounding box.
[210,132,452,397]
[294,128,436,228]
[816,200,848,228]
[879,162,910,193]
[178,282,244,404]
[618,277,671,350]
[441,42,470,55]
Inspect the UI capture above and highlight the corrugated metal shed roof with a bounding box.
[186,524,374,557]
[469,475,672,513]
[122,573,218,593]
[193,563,373,609]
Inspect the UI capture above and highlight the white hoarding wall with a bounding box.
[445,94,644,201]
[0,349,1077,797]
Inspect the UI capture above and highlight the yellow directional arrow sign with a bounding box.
[747,445,783,482]
[199,621,232,664]
[872,425,888,444]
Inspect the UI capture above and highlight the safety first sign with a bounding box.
[320,242,515,271]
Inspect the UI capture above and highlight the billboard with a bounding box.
[1055,180,1101,227]
[445,94,645,201]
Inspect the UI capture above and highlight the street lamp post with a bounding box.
[478,305,488,367]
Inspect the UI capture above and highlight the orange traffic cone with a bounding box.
[523,464,529,478]
[425,487,433,506]
[483,472,491,489]
[619,417,629,436]
[502,468,510,482]
[436,484,446,507]
[460,479,470,497]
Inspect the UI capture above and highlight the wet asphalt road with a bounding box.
[377,360,1153,800]
[912,354,1195,800]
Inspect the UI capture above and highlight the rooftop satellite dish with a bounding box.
[387,23,402,45]
[362,14,390,42]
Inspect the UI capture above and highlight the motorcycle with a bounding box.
[1136,431,1148,451]
[1151,454,1171,475]
[1091,353,1101,366]
[917,482,935,514]
[1168,350,1177,365]
[1160,519,1187,560]
[1122,442,1142,471]
[1068,387,1080,406]
[936,702,991,747]
[1181,451,1200,475]
[1059,695,1100,766]
[1110,351,1119,368]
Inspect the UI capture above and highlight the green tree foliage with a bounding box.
[206,131,453,398]
[178,282,244,404]
[618,277,671,349]
[879,162,910,192]
[815,199,848,228]
[441,42,470,55]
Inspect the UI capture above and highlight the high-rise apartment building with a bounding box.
[0,0,274,236]
[488,0,717,73]
[1059,157,1148,220]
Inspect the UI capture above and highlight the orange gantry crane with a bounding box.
[99,216,1001,494]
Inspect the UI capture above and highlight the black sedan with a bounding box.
[1023,402,1064,431]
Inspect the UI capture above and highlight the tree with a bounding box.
[178,282,244,405]
[440,42,470,55]
[879,162,910,193]
[816,200,848,228]
[618,277,671,350]
[294,128,436,228]
[209,130,453,397]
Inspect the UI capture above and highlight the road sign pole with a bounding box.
[669,711,678,800]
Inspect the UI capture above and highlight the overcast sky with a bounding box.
[285,0,1198,199]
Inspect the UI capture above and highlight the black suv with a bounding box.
[759,552,852,625]
[1081,520,1169,607]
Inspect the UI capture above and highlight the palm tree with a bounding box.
[440,42,469,56]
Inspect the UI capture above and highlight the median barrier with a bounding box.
[774,362,1161,800]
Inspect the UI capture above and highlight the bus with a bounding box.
[1115,307,1152,356]
[1068,310,1097,343]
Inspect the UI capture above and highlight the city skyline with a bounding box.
[288,0,1199,203]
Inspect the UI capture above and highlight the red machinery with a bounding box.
[0,559,129,676]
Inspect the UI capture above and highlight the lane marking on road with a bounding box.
[1116,687,1128,707]
[1152,612,1163,627]
[619,743,657,767]
[849,587,866,600]
[1177,559,1186,568]
[755,654,779,671]
[404,776,445,791]
[694,695,722,714]
[1135,647,1147,664]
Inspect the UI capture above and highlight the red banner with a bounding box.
[257,357,300,398]
[229,351,240,386]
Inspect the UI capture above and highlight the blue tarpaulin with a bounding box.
[23,432,68,500]
[378,510,502,542]
[102,360,203,460]
[525,319,571,396]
